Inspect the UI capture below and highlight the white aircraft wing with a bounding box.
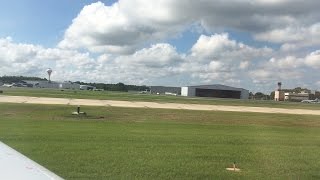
[0,141,63,180]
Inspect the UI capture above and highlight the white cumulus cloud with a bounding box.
[59,0,320,55]
[305,50,320,68]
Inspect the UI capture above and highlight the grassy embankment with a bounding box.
[0,103,320,179]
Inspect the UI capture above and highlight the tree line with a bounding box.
[74,81,150,92]
[0,76,46,83]
[0,76,149,92]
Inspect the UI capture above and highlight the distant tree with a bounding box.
[74,81,149,92]
[0,76,46,83]
[254,92,265,100]
[249,92,254,99]
[281,87,311,93]
[113,82,128,92]
[270,91,275,100]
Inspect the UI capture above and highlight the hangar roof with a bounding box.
[184,84,248,91]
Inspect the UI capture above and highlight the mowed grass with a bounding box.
[2,87,320,110]
[1,103,320,179]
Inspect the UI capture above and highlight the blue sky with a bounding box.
[0,0,103,46]
[0,0,320,93]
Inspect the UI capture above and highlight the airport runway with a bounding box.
[0,95,320,115]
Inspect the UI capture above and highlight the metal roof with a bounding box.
[184,84,248,91]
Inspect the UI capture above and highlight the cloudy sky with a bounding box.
[0,0,320,93]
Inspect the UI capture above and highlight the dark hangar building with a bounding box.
[181,84,249,99]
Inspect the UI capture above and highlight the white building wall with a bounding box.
[80,85,96,90]
[181,87,196,96]
[181,87,189,96]
[274,91,285,101]
[240,90,249,99]
[284,92,310,101]
[37,81,80,90]
[38,82,60,89]
[60,83,80,90]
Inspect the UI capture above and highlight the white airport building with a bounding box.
[181,84,249,99]
[149,86,181,95]
[80,85,96,90]
[284,92,310,102]
[22,80,80,90]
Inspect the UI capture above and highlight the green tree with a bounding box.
[255,92,265,100]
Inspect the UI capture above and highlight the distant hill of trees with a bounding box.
[280,87,312,93]
[0,76,47,83]
[249,92,271,100]
[0,76,149,92]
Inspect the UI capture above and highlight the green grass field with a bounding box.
[1,87,320,110]
[1,103,320,179]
